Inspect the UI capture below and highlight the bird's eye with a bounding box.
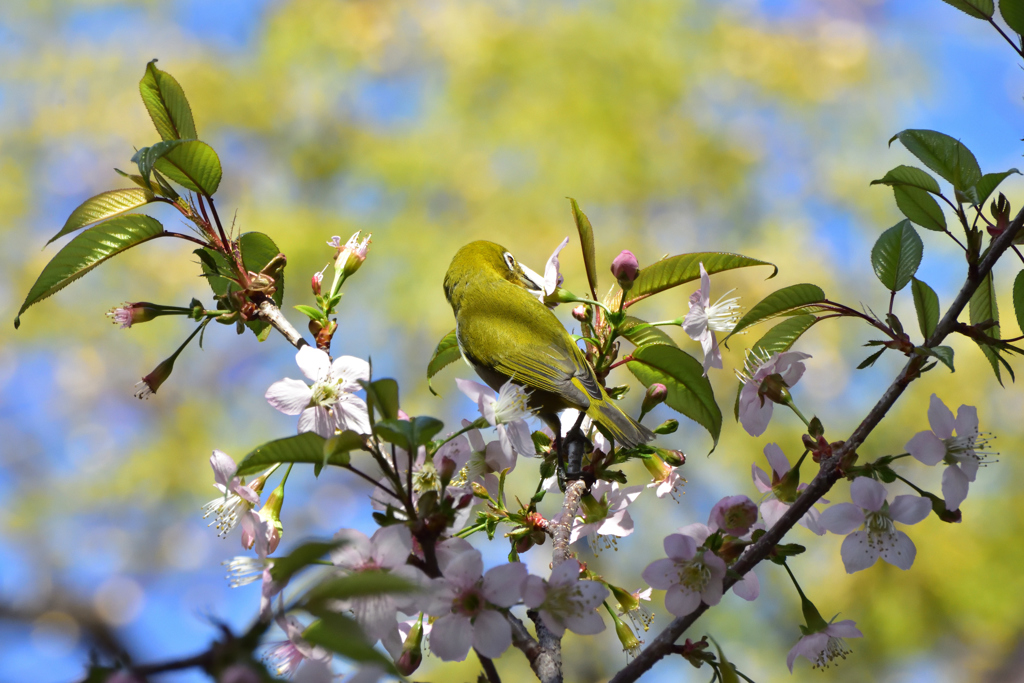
[503,252,516,271]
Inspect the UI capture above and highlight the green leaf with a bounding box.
[427,329,461,396]
[889,130,982,194]
[304,570,419,605]
[1002,0,1024,34]
[732,315,820,420]
[132,139,187,189]
[268,539,345,584]
[139,60,197,142]
[970,271,1003,383]
[153,140,222,196]
[921,345,955,372]
[893,186,946,231]
[375,416,444,451]
[47,188,156,245]
[294,304,326,322]
[626,344,721,451]
[302,613,394,669]
[857,347,886,370]
[911,277,940,339]
[939,0,994,18]
[615,252,777,309]
[1014,270,1024,334]
[618,316,679,348]
[870,165,941,194]
[198,232,284,340]
[974,169,1021,207]
[725,284,827,341]
[234,431,363,477]
[364,378,400,420]
[568,198,599,297]
[871,220,923,292]
[15,215,164,328]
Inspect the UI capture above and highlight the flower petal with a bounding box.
[521,575,547,608]
[954,404,979,438]
[942,465,970,511]
[210,450,238,488]
[678,523,711,546]
[663,533,697,562]
[298,406,333,438]
[549,559,581,588]
[482,562,527,607]
[738,388,772,437]
[641,558,680,590]
[505,419,536,457]
[472,610,513,658]
[443,549,484,589]
[927,393,955,440]
[850,477,886,512]
[429,613,473,662]
[888,495,931,525]
[455,378,494,406]
[879,529,917,570]
[752,464,772,492]
[296,346,331,382]
[369,525,413,568]
[906,430,946,466]
[562,608,606,635]
[334,394,372,434]
[265,379,312,416]
[331,529,372,568]
[330,355,370,388]
[819,503,865,535]
[840,529,879,573]
[825,619,863,639]
[732,571,759,601]
[663,584,700,617]
[760,499,790,529]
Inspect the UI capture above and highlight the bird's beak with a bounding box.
[518,264,544,292]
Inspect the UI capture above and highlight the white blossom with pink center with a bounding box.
[736,350,810,437]
[423,549,527,661]
[456,378,536,458]
[522,559,608,637]
[820,477,931,573]
[682,262,740,375]
[201,450,262,539]
[263,615,332,679]
[752,443,826,535]
[787,619,863,672]
[330,525,427,643]
[568,480,644,553]
[265,346,371,437]
[520,237,570,303]
[905,393,996,511]
[641,524,728,616]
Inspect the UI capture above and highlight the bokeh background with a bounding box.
[2,0,1024,681]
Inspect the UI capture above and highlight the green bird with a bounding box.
[443,240,654,449]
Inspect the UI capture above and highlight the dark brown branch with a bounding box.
[609,207,1024,683]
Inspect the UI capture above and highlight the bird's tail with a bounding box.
[587,395,655,449]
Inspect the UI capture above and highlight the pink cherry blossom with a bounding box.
[682,263,740,375]
[264,615,332,679]
[265,346,371,437]
[641,525,726,617]
[752,443,826,535]
[787,618,863,672]
[708,495,758,536]
[520,237,570,303]
[819,477,931,572]
[424,549,527,661]
[905,393,995,510]
[330,525,427,642]
[456,378,536,458]
[736,350,810,437]
[201,450,263,539]
[569,480,644,552]
[522,559,608,637]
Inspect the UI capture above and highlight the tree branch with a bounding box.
[256,299,309,350]
[551,480,586,567]
[609,207,1024,683]
[509,612,561,683]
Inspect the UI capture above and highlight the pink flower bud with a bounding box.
[641,383,668,414]
[572,304,590,322]
[134,355,176,399]
[611,250,640,287]
[311,271,323,295]
[106,302,162,329]
[709,495,758,536]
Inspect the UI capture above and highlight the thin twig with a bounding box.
[256,299,308,350]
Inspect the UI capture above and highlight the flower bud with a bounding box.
[661,449,686,467]
[641,383,668,415]
[989,193,1011,237]
[471,482,491,499]
[611,610,642,658]
[572,304,590,323]
[397,618,424,676]
[642,452,672,481]
[134,355,176,399]
[709,495,758,536]
[255,484,285,555]
[757,373,792,406]
[311,270,323,295]
[610,250,640,290]
[333,231,372,278]
[107,302,165,329]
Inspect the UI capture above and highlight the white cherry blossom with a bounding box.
[787,618,863,672]
[520,237,570,303]
[736,350,810,437]
[263,615,332,679]
[682,262,740,375]
[569,480,644,552]
[641,524,726,617]
[201,450,263,540]
[522,559,608,636]
[752,443,826,535]
[456,378,536,458]
[820,477,931,572]
[265,346,371,437]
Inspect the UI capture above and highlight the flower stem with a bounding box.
[430,417,489,455]
[786,400,811,427]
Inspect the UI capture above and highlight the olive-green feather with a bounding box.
[444,240,654,448]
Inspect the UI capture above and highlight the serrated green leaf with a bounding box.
[139,60,197,142]
[912,277,940,339]
[375,416,444,451]
[970,271,1003,383]
[922,345,955,372]
[1013,270,1024,334]
[199,232,284,340]
[268,539,345,583]
[725,284,827,341]
[626,344,720,451]
[15,215,164,328]
[1002,0,1024,34]
[608,252,777,309]
[48,188,156,245]
[974,169,1021,207]
[940,0,994,18]
[234,432,363,477]
[568,198,598,297]
[619,316,679,348]
[889,130,982,194]
[732,315,820,420]
[894,186,947,231]
[427,329,461,396]
[871,220,923,292]
[871,165,941,194]
[132,139,187,189]
[364,378,400,420]
[153,140,222,196]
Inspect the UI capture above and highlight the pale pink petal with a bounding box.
[330,355,370,388]
[575,580,610,610]
[775,351,811,386]
[942,466,970,511]
[562,608,606,635]
[701,330,723,374]
[850,477,886,512]
[663,533,697,562]
[681,306,707,339]
[542,237,570,295]
[888,495,931,525]
[752,464,772,492]
[443,550,484,589]
[906,431,946,466]
[296,346,331,382]
[435,537,474,572]
[825,620,863,639]
[549,559,581,588]
[240,510,257,550]
[429,613,473,661]
[265,378,312,416]
[739,387,772,437]
[294,659,333,683]
[465,420,486,452]
[641,558,681,590]
[819,503,865,535]
[521,575,547,608]
[334,394,372,434]
[798,507,826,536]
[455,378,494,406]
[369,525,412,568]
[732,571,759,601]
[840,530,879,573]
[597,510,634,537]
[927,393,955,440]
[788,632,828,673]
[472,610,513,658]
[505,419,536,457]
[538,609,567,637]
[298,406,333,438]
[954,404,979,437]
[210,450,238,488]
[698,263,711,306]
[760,499,789,529]
[352,594,399,642]
[960,454,980,481]
[482,563,527,607]
[678,523,711,546]
[763,443,791,477]
[880,529,917,569]
[663,584,700,617]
